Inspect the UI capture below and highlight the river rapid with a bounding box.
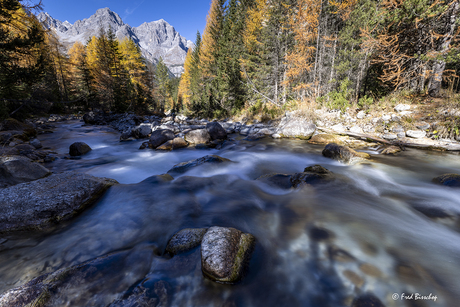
[1,120,460,307]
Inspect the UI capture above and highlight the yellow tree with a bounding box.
[178,48,193,107]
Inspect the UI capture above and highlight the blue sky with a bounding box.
[40,0,211,42]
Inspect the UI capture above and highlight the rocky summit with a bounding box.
[38,8,194,76]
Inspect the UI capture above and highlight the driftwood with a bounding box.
[316,127,460,151]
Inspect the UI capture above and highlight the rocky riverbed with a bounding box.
[1,113,460,306]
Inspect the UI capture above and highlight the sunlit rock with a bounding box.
[322,143,370,164]
[276,115,316,139]
[156,137,188,150]
[185,129,211,144]
[201,226,255,283]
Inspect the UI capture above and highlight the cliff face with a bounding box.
[38,8,194,76]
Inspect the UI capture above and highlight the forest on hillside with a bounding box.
[1,0,460,119]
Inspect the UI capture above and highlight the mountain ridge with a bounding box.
[38,8,193,76]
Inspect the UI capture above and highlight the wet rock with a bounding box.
[432,173,460,187]
[139,141,150,150]
[309,226,333,241]
[276,115,316,139]
[381,145,402,155]
[119,128,133,141]
[206,122,227,140]
[0,247,153,307]
[406,130,426,139]
[83,111,105,125]
[201,226,255,283]
[165,228,208,256]
[0,156,51,188]
[132,124,152,139]
[156,137,189,150]
[185,129,211,144]
[412,205,453,218]
[308,134,342,145]
[351,293,385,307]
[290,165,335,188]
[256,173,292,189]
[0,171,118,233]
[29,138,42,149]
[322,143,370,164]
[167,155,232,174]
[149,129,175,149]
[69,142,92,156]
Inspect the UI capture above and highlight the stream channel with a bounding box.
[1,120,460,306]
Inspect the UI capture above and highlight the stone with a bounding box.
[381,145,402,155]
[156,137,188,150]
[308,134,342,145]
[381,115,391,122]
[185,129,211,144]
[406,130,426,139]
[394,104,411,112]
[206,122,227,140]
[149,129,175,149]
[357,111,366,119]
[416,122,430,130]
[1,118,35,136]
[290,165,335,188]
[165,228,208,256]
[392,126,404,133]
[391,114,401,121]
[0,156,51,188]
[256,173,292,189]
[271,133,281,139]
[69,142,92,156]
[201,226,255,283]
[132,124,152,139]
[276,116,316,139]
[167,155,232,174]
[349,126,363,134]
[331,124,346,133]
[0,171,118,233]
[29,138,42,149]
[382,133,397,140]
[432,173,460,187]
[322,143,370,164]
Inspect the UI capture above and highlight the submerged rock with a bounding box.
[206,122,227,140]
[432,173,460,187]
[165,228,208,256]
[290,165,335,188]
[0,155,51,188]
[256,173,292,189]
[69,142,92,156]
[0,171,118,233]
[201,226,255,283]
[167,155,232,174]
[322,143,370,164]
[149,129,175,149]
[185,129,211,144]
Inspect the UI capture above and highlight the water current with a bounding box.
[1,120,460,306]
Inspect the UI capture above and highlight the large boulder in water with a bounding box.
[322,143,370,164]
[276,115,316,139]
[0,171,118,233]
[156,137,189,150]
[165,228,208,256]
[69,142,92,156]
[0,155,51,188]
[132,124,152,139]
[206,122,227,141]
[149,129,175,149]
[201,226,255,283]
[167,155,232,175]
[185,129,211,144]
[432,173,460,187]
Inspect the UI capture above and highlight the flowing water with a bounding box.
[1,120,460,306]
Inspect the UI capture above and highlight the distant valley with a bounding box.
[38,8,194,76]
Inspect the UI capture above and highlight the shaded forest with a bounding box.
[1,0,460,120]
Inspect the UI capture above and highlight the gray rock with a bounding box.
[357,111,366,119]
[0,171,118,233]
[149,129,175,149]
[392,126,405,133]
[167,155,232,174]
[206,122,227,140]
[185,129,211,144]
[165,228,208,256]
[239,127,251,136]
[277,116,316,139]
[382,133,398,140]
[349,126,363,134]
[331,124,346,133]
[69,142,92,156]
[322,143,370,164]
[381,115,391,122]
[416,122,430,130]
[120,129,133,141]
[381,146,402,155]
[394,104,411,112]
[290,165,335,188]
[29,138,42,149]
[0,156,51,188]
[406,130,426,139]
[132,124,152,139]
[397,132,406,138]
[156,137,188,150]
[432,173,460,187]
[201,226,255,283]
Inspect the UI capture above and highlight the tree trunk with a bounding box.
[428,1,459,97]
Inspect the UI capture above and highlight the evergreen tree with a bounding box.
[155,57,171,112]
